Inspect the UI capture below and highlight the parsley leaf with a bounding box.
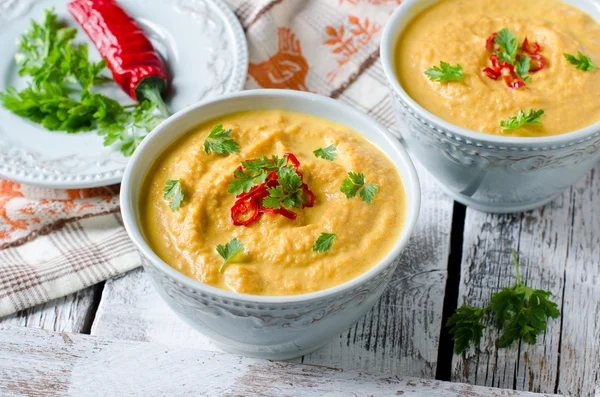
[500,109,544,131]
[163,179,184,211]
[313,144,337,161]
[262,167,303,209]
[0,7,164,157]
[447,306,487,355]
[515,55,531,81]
[341,172,378,204]
[204,124,240,155]
[340,172,365,199]
[262,186,288,209]
[227,169,266,196]
[360,184,378,204]
[564,51,596,72]
[241,156,286,174]
[216,238,244,272]
[313,233,336,253]
[227,156,290,196]
[447,250,559,355]
[495,28,518,64]
[278,166,303,195]
[424,61,464,82]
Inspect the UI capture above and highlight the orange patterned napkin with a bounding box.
[0,0,404,317]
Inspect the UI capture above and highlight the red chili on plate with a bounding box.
[68,0,170,117]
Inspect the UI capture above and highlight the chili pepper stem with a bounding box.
[140,84,170,118]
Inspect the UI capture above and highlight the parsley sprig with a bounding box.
[0,8,163,156]
[448,251,559,354]
[425,62,464,82]
[515,55,531,81]
[313,144,337,161]
[163,179,184,211]
[263,167,303,209]
[203,124,240,155]
[564,51,596,72]
[227,155,287,196]
[216,238,244,272]
[495,28,518,64]
[500,109,544,131]
[341,172,378,204]
[313,233,336,253]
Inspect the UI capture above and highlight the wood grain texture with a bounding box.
[91,268,216,351]
[0,326,561,397]
[91,166,454,378]
[452,166,600,396]
[0,286,99,333]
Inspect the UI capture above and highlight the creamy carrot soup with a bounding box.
[395,0,600,136]
[141,110,406,296]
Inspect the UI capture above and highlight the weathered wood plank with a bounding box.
[555,168,600,397]
[302,164,453,377]
[91,164,454,377]
[0,326,562,397]
[0,286,99,333]
[452,165,600,396]
[91,268,216,351]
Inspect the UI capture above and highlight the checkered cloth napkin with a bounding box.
[0,0,403,317]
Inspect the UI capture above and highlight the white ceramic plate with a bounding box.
[0,0,248,188]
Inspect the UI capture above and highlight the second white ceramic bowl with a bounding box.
[381,0,600,213]
[120,89,421,360]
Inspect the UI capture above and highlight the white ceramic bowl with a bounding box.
[381,0,600,213]
[120,89,421,360]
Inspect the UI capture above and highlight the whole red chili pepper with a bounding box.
[68,0,170,117]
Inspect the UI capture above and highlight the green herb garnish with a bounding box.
[564,51,596,72]
[495,28,518,64]
[500,109,544,131]
[447,250,559,354]
[515,55,531,81]
[425,61,464,82]
[203,124,240,155]
[313,233,336,253]
[227,156,287,196]
[341,172,378,204]
[216,238,244,272]
[163,179,184,211]
[262,166,304,209]
[313,144,337,161]
[0,8,162,156]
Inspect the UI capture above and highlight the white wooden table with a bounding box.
[1,162,598,396]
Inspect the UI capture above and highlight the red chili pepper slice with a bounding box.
[482,67,500,80]
[522,37,541,54]
[485,32,499,51]
[68,0,170,117]
[527,52,547,72]
[236,184,268,201]
[500,62,526,89]
[259,206,297,220]
[231,197,260,226]
[489,54,501,70]
[301,183,316,208]
[283,153,300,170]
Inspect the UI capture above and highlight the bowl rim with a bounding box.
[120,89,421,305]
[380,0,600,146]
